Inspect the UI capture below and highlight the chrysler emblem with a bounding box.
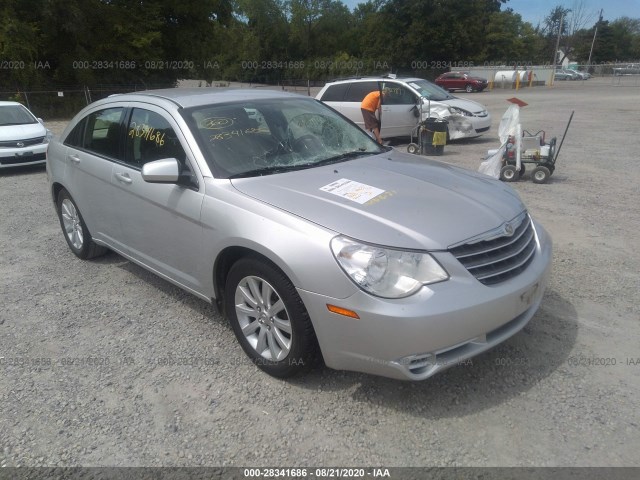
[16,142,25,148]
[503,223,514,236]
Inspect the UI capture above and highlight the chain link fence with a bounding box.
[0,84,174,119]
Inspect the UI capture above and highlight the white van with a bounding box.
[316,76,492,140]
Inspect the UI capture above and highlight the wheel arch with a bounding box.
[52,182,66,205]
[212,245,325,366]
[213,246,294,316]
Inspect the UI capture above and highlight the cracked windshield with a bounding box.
[183,98,384,178]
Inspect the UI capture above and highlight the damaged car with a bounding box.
[47,88,549,381]
[316,76,491,141]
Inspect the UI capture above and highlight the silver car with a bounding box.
[1,101,51,169]
[47,89,551,381]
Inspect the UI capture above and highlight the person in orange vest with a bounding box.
[361,88,388,144]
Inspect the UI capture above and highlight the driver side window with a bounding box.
[125,109,188,170]
[382,84,417,105]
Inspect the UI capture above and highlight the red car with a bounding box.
[435,72,488,93]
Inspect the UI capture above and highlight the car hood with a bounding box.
[230,151,525,250]
[0,123,46,141]
[433,97,487,115]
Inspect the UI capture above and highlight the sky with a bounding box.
[340,0,640,26]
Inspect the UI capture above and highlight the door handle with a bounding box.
[114,172,133,184]
[68,154,81,164]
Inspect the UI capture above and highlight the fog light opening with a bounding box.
[400,353,437,375]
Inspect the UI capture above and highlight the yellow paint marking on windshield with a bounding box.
[201,117,234,129]
[209,127,270,142]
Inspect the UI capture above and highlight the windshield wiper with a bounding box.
[316,149,377,165]
[228,164,306,179]
[229,150,383,179]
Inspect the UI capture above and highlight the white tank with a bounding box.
[494,71,517,83]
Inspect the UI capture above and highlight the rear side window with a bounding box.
[319,83,350,102]
[125,108,187,169]
[343,82,379,102]
[67,108,125,158]
[85,108,125,158]
[64,119,86,148]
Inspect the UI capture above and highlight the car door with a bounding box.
[62,107,124,244]
[109,105,206,295]
[341,81,380,129]
[455,73,467,90]
[380,82,419,138]
[442,73,459,90]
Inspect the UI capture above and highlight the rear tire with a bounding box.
[56,189,107,260]
[532,166,551,184]
[225,257,320,378]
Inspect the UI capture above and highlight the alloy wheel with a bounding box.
[61,198,84,250]
[234,275,292,361]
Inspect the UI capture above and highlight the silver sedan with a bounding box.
[46,89,552,380]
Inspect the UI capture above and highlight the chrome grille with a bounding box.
[449,213,536,285]
[0,137,45,148]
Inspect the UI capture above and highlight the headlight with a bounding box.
[449,107,472,117]
[330,236,449,298]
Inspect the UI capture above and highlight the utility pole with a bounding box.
[551,13,564,85]
[587,10,603,73]
[553,13,564,69]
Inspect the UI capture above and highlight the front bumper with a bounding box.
[0,142,48,168]
[447,112,492,139]
[298,220,552,381]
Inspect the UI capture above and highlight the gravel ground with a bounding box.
[1,78,639,468]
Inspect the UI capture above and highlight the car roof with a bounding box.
[0,101,25,107]
[326,76,423,84]
[106,88,305,109]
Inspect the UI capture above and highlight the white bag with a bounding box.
[479,146,506,178]
[479,104,522,178]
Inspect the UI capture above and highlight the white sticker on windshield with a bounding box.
[408,82,420,89]
[320,179,385,205]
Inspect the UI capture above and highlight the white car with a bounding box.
[316,76,492,140]
[0,101,51,169]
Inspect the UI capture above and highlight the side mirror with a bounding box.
[141,158,180,183]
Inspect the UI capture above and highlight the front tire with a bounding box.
[225,257,320,378]
[56,189,107,259]
[465,84,474,93]
[500,165,517,182]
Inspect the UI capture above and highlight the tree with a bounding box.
[0,8,42,87]
[287,0,354,59]
[609,17,640,60]
[483,9,545,64]
[542,1,596,64]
